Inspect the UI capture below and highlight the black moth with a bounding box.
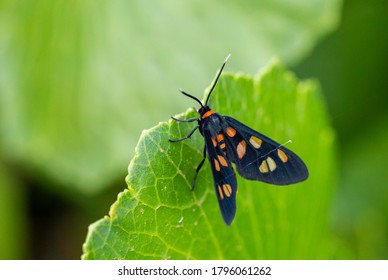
[169,55,308,225]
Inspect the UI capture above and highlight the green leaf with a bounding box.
[0,0,341,194]
[82,59,337,259]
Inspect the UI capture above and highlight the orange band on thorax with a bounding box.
[202,109,215,119]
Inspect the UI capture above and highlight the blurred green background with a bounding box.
[0,0,387,259]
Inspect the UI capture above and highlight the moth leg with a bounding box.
[191,145,207,190]
[171,116,198,123]
[169,125,199,142]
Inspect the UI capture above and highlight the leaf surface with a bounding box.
[83,60,337,259]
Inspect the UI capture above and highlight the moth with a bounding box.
[169,55,308,225]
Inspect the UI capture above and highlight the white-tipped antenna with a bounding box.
[204,54,231,106]
[282,140,292,146]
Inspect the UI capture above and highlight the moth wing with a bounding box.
[203,128,237,225]
[222,116,308,185]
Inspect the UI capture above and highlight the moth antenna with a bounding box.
[205,54,231,106]
[280,140,292,147]
[179,88,203,108]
